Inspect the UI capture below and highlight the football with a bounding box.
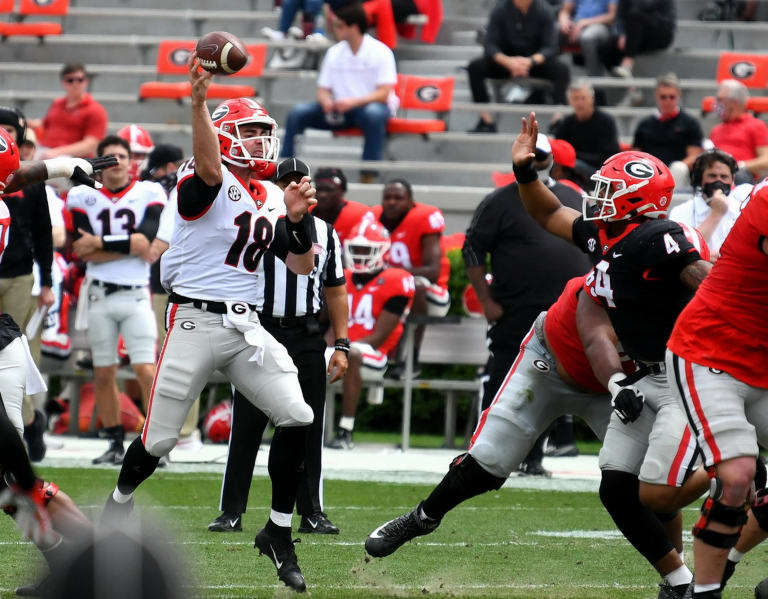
[195,31,248,75]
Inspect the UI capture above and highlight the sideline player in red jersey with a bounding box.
[327,218,415,449]
[666,179,768,599]
[310,167,373,244]
[507,113,713,598]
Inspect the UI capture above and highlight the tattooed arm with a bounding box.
[680,259,712,291]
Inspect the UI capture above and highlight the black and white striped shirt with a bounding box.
[256,216,345,317]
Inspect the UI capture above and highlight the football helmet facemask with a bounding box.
[344,218,391,274]
[211,98,280,178]
[583,151,675,222]
[0,127,20,194]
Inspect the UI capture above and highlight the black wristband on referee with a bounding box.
[102,234,131,254]
[286,213,313,254]
[512,160,538,185]
[334,338,350,353]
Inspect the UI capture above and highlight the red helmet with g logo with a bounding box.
[211,98,280,179]
[583,151,675,223]
[0,127,20,194]
[117,124,154,180]
[344,218,390,273]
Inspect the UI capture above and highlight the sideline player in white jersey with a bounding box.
[103,52,318,593]
[66,135,166,465]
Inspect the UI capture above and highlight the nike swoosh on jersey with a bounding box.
[268,207,276,211]
[271,546,283,568]
[613,252,623,258]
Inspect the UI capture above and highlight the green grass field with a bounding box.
[1,467,765,598]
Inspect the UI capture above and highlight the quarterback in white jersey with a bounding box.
[104,52,318,593]
[67,135,166,465]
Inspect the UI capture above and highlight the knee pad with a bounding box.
[146,437,177,458]
[692,477,748,549]
[449,453,506,493]
[752,488,768,533]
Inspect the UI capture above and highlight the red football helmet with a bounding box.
[0,127,20,194]
[210,98,280,178]
[677,221,712,262]
[117,124,154,180]
[583,151,675,222]
[203,399,233,443]
[344,218,391,273]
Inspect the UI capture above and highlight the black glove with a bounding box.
[608,373,645,424]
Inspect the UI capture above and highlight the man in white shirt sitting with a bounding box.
[281,3,398,183]
[668,149,752,259]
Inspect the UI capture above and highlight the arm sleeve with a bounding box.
[136,204,164,242]
[322,225,346,287]
[270,219,290,262]
[178,172,220,219]
[462,195,497,268]
[483,5,505,58]
[383,295,410,316]
[537,7,557,60]
[29,184,54,288]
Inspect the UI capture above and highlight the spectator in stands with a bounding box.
[632,73,703,189]
[311,167,374,242]
[372,179,450,378]
[463,133,591,476]
[467,0,569,133]
[550,79,620,176]
[611,0,675,78]
[668,149,752,257]
[281,3,397,183]
[709,79,768,184]
[549,137,588,193]
[262,0,326,41]
[557,0,617,76]
[31,63,108,159]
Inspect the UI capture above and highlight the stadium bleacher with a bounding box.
[1,0,767,225]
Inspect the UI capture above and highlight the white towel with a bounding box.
[221,301,265,366]
[20,336,47,395]
[25,305,48,339]
[73,276,92,331]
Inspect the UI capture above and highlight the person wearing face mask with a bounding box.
[709,79,768,185]
[462,133,592,476]
[668,149,752,258]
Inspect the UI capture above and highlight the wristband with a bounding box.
[43,157,73,179]
[102,234,131,254]
[512,160,538,184]
[334,337,350,353]
[286,213,313,254]
[607,372,626,397]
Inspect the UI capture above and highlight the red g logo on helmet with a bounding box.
[343,218,391,273]
[211,98,280,178]
[583,151,675,223]
[0,128,20,194]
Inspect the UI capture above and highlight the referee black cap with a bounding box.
[276,158,311,182]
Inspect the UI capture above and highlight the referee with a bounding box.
[208,158,349,535]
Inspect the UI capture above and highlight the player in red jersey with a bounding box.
[310,167,373,243]
[327,219,415,449]
[666,179,768,599]
[372,179,449,376]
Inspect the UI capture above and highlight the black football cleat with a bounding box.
[254,527,306,592]
[756,577,768,599]
[327,428,354,450]
[517,459,551,478]
[100,494,133,527]
[298,512,339,535]
[92,442,124,465]
[365,502,440,558]
[657,580,692,599]
[208,512,242,532]
[23,411,47,463]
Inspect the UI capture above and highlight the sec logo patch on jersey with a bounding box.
[228,186,241,201]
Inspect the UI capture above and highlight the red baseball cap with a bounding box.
[550,138,576,168]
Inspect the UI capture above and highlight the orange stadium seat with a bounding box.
[334,74,454,140]
[701,53,768,115]
[0,0,68,39]
[139,41,265,102]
